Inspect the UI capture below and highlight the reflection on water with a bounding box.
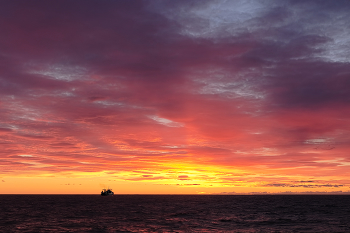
[1,195,350,232]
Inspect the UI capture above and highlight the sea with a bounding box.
[1,195,350,232]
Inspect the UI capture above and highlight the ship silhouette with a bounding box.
[101,188,114,196]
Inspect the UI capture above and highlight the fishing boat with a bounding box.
[101,188,114,196]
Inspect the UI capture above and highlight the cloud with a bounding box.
[263,183,345,188]
[0,128,13,133]
[149,115,184,127]
[0,0,349,192]
[177,175,190,181]
[176,183,200,186]
[124,176,170,181]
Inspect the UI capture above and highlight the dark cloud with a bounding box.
[0,128,12,132]
[264,183,345,188]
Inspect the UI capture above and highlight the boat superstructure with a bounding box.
[101,188,114,196]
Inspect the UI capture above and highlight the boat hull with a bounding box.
[101,192,114,196]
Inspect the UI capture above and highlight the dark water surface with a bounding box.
[1,195,350,232]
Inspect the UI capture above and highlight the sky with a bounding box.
[1,0,350,194]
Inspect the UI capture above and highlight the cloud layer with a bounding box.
[1,0,350,192]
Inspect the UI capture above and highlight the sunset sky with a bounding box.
[1,0,350,194]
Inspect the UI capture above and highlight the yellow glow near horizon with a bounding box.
[1,161,349,194]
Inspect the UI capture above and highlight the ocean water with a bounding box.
[1,195,350,232]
